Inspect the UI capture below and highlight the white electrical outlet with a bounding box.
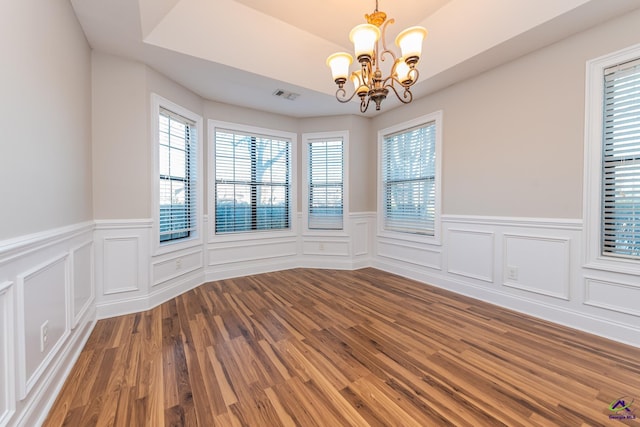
[176,258,182,270]
[507,266,519,281]
[40,320,49,352]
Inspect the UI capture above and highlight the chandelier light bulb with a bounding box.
[326,52,353,85]
[395,60,412,84]
[395,26,427,65]
[349,24,381,63]
[351,71,369,95]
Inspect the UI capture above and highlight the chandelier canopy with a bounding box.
[326,0,427,113]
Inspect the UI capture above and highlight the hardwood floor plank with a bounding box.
[348,374,436,427]
[73,347,115,426]
[258,339,292,381]
[186,316,227,416]
[43,349,94,426]
[141,307,165,427]
[271,377,335,427]
[263,387,297,427]
[44,268,640,426]
[204,345,238,408]
[373,351,495,426]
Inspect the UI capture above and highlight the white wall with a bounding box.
[299,115,375,213]
[0,0,96,426]
[92,53,149,219]
[0,0,93,240]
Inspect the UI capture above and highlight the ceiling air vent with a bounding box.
[273,89,300,101]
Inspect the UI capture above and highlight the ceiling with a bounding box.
[70,0,640,118]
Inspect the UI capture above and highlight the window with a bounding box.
[213,125,293,234]
[601,58,640,259]
[157,108,200,246]
[152,95,202,252]
[305,133,345,230]
[379,112,442,239]
[158,108,197,242]
[585,43,640,271]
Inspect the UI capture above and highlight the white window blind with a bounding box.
[215,128,291,234]
[602,58,640,258]
[382,122,436,235]
[159,108,198,243]
[308,138,344,230]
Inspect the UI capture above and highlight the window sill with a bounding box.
[155,236,203,257]
[302,229,350,238]
[584,255,640,277]
[208,229,298,244]
[377,229,441,246]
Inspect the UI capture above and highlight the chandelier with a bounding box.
[326,0,427,113]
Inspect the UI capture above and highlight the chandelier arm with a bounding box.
[386,81,414,104]
[379,18,395,55]
[382,74,396,87]
[377,19,398,71]
[360,96,371,113]
[362,62,372,85]
[382,66,420,91]
[406,67,420,86]
[379,47,398,67]
[335,86,360,104]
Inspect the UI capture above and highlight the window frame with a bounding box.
[151,94,203,255]
[377,111,442,245]
[302,131,349,235]
[208,120,297,242]
[584,42,640,274]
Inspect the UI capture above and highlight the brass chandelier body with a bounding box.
[327,1,427,113]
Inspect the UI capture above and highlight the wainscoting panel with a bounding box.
[377,237,442,270]
[94,220,153,319]
[351,214,372,257]
[94,220,151,315]
[17,254,69,398]
[0,281,14,426]
[503,234,570,299]
[302,239,350,256]
[71,241,94,329]
[584,277,640,317]
[0,222,95,427]
[446,229,494,282]
[103,237,139,295]
[152,249,203,287]
[208,238,298,266]
[298,213,375,269]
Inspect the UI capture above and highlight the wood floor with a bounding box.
[44,268,640,426]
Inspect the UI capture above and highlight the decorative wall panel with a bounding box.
[103,237,139,294]
[17,255,68,397]
[447,229,494,282]
[503,234,570,300]
[72,241,94,328]
[584,278,640,317]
